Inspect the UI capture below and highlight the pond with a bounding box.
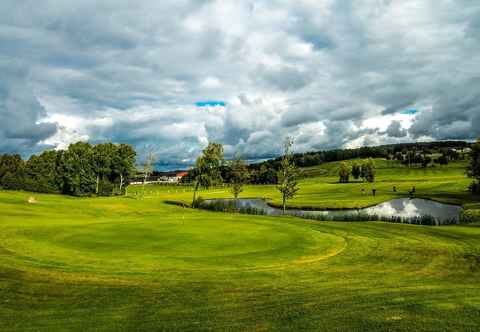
[201,198,463,225]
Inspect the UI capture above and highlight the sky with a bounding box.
[1,0,480,168]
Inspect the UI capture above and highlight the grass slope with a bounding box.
[132,159,480,216]
[1,177,480,330]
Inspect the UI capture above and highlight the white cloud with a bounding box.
[1,0,479,164]
[201,76,221,89]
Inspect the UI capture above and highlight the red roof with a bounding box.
[176,171,188,177]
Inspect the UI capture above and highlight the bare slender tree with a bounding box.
[141,148,156,199]
[277,137,300,213]
[230,153,250,202]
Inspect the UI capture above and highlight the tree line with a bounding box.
[183,140,475,188]
[252,140,471,171]
[1,138,478,199]
[0,142,136,196]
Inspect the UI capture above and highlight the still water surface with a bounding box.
[204,198,463,224]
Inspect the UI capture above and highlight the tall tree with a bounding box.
[467,138,480,193]
[141,149,156,199]
[230,153,249,201]
[93,143,114,195]
[24,151,60,193]
[338,162,351,183]
[0,154,25,190]
[192,143,224,206]
[112,144,136,194]
[58,142,96,196]
[0,154,23,187]
[277,137,300,213]
[257,164,277,184]
[435,154,449,166]
[351,162,361,180]
[360,158,376,183]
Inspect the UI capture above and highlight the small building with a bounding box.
[130,170,189,184]
[175,171,188,181]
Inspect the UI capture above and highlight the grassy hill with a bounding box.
[133,159,479,215]
[1,159,480,331]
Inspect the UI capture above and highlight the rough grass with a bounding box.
[1,159,480,331]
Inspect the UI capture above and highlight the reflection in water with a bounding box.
[204,198,463,224]
[362,198,462,221]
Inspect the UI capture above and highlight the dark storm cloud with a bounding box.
[0,0,479,163]
[0,57,57,155]
[256,64,314,91]
[385,121,407,138]
[409,78,480,139]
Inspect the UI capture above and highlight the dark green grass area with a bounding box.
[1,159,480,331]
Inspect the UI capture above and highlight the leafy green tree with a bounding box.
[467,138,480,193]
[351,162,361,180]
[93,143,114,195]
[0,154,24,189]
[230,153,249,200]
[394,152,404,161]
[360,163,367,182]
[406,150,416,167]
[192,143,224,206]
[24,151,60,193]
[277,137,300,213]
[112,144,136,194]
[360,158,376,183]
[58,142,96,196]
[435,154,449,166]
[338,162,350,183]
[258,164,277,184]
[422,155,432,168]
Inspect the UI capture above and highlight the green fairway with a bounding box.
[132,159,480,214]
[1,159,480,331]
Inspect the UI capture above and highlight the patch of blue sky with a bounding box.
[195,100,226,107]
[400,109,418,115]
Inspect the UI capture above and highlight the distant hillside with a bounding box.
[181,140,472,185]
[250,140,471,170]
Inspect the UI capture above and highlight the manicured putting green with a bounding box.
[4,216,344,273]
